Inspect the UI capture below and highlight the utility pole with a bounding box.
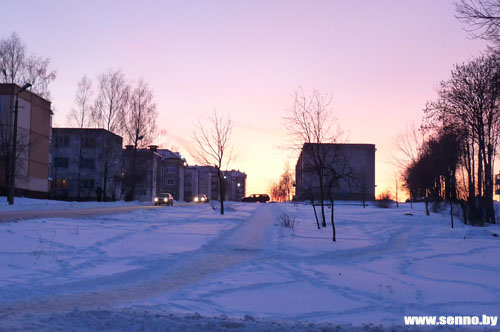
[8,83,32,205]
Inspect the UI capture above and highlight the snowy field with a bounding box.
[0,200,499,331]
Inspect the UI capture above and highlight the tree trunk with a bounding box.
[330,199,336,241]
[319,177,326,227]
[103,161,108,202]
[425,190,430,216]
[77,143,82,201]
[310,197,320,229]
[218,170,224,215]
[129,142,138,201]
[450,200,454,229]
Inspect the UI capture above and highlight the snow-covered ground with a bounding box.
[0,200,499,331]
[0,196,146,211]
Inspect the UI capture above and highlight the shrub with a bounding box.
[275,213,298,229]
[377,191,394,208]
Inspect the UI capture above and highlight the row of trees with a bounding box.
[64,71,158,201]
[401,1,500,226]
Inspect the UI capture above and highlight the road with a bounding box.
[0,204,161,222]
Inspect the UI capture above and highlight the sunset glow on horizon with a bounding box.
[1,0,489,198]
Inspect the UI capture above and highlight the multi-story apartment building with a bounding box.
[184,165,213,202]
[50,128,123,201]
[122,145,161,202]
[224,169,247,201]
[157,148,185,201]
[295,143,376,201]
[184,165,246,202]
[0,84,52,198]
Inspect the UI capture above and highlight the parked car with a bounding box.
[154,193,174,206]
[405,197,425,203]
[242,194,270,203]
[193,194,209,203]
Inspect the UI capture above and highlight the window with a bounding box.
[55,157,69,168]
[167,166,175,174]
[55,178,68,189]
[81,158,95,169]
[167,178,175,186]
[55,136,70,147]
[82,137,96,148]
[80,179,94,189]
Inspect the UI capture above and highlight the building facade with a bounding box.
[184,165,213,202]
[122,145,161,202]
[157,148,185,201]
[224,170,247,201]
[0,84,52,198]
[184,165,246,202]
[50,128,123,201]
[295,143,376,201]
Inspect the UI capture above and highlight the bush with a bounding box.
[431,200,446,213]
[377,191,394,208]
[275,213,298,229]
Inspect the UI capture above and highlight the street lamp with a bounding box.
[8,83,32,205]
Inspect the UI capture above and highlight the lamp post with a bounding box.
[129,128,144,201]
[8,83,32,205]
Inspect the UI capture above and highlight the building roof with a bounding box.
[52,127,123,140]
[157,149,185,161]
[0,83,52,114]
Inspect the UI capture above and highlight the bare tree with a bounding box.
[323,146,354,241]
[270,165,294,202]
[66,75,94,201]
[192,111,233,215]
[393,124,427,208]
[124,79,158,201]
[125,80,157,148]
[92,69,130,201]
[0,104,30,200]
[0,32,56,98]
[93,69,129,134]
[424,53,500,225]
[284,88,343,228]
[67,75,93,128]
[456,0,500,44]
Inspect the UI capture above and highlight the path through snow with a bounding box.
[0,204,280,315]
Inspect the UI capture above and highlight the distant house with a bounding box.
[184,165,247,202]
[0,84,52,198]
[50,128,123,200]
[157,148,186,201]
[295,143,376,201]
[122,145,161,202]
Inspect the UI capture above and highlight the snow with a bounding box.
[0,199,499,331]
[0,196,145,211]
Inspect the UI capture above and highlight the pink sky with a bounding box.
[1,0,489,196]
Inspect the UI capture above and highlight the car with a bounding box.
[154,193,174,206]
[242,194,270,203]
[405,197,425,203]
[193,194,209,203]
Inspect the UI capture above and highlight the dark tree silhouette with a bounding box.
[0,32,56,98]
[456,0,500,44]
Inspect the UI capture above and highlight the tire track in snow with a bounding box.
[0,204,281,315]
